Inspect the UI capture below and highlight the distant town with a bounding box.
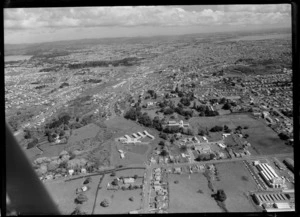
[5,28,294,214]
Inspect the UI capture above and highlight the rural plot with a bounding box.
[189,114,292,155]
[214,161,260,212]
[94,172,143,214]
[168,173,222,213]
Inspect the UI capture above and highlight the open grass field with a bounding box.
[68,123,100,144]
[44,175,102,215]
[125,144,149,155]
[189,114,292,155]
[214,161,260,212]
[94,173,143,214]
[111,142,149,166]
[168,173,222,213]
[107,116,160,166]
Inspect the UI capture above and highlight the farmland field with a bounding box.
[189,114,292,155]
[168,173,222,213]
[214,161,261,212]
[44,175,102,215]
[94,173,143,214]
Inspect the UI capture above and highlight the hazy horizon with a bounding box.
[4,5,291,45]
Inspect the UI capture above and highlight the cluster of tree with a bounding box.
[223,125,232,133]
[59,82,69,88]
[174,107,194,118]
[124,107,157,128]
[147,90,157,99]
[180,97,191,107]
[278,132,290,140]
[159,132,168,140]
[35,85,47,90]
[124,107,141,121]
[74,194,88,204]
[163,126,181,134]
[83,79,102,84]
[68,57,141,69]
[213,189,227,202]
[45,113,71,129]
[27,137,39,149]
[210,126,223,132]
[163,107,175,115]
[152,116,163,131]
[71,207,87,215]
[281,109,293,118]
[195,153,216,161]
[137,113,152,127]
[195,105,219,117]
[39,66,62,72]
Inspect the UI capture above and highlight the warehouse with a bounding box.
[256,163,284,188]
[253,192,289,206]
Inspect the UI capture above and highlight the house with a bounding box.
[167,120,189,128]
[174,167,182,174]
[132,133,139,138]
[68,169,74,176]
[81,168,87,174]
[124,135,131,140]
[81,186,88,192]
[144,130,155,139]
[124,178,135,184]
[137,132,146,138]
[154,180,160,185]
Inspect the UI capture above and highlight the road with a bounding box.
[148,152,293,170]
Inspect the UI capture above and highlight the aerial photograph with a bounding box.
[5,4,294,214]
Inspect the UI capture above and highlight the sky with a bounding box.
[4,5,291,44]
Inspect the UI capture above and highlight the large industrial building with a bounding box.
[256,163,285,188]
[253,192,289,206]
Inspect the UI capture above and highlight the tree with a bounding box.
[159,133,168,140]
[153,116,162,131]
[244,134,249,139]
[278,132,289,140]
[75,194,88,204]
[158,141,165,147]
[222,103,231,110]
[236,126,242,131]
[129,197,134,202]
[83,177,92,185]
[170,137,175,144]
[112,178,119,186]
[138,113,152,127]
[180,145,187,153]
[100,199,110,207]
[210,126,223,132]
[215,189,227,202]
[124,108,137,121]
[160,149,169,157]
[24,128,32,139]
[27,137,39,149]
[71,206,86,215]
[133,174,138,179]
[180,97,191,106]
[219,97,227,104]
[163,107,174,115]
[198,129,205,136]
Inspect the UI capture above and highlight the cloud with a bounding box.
[4,5,291,30]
